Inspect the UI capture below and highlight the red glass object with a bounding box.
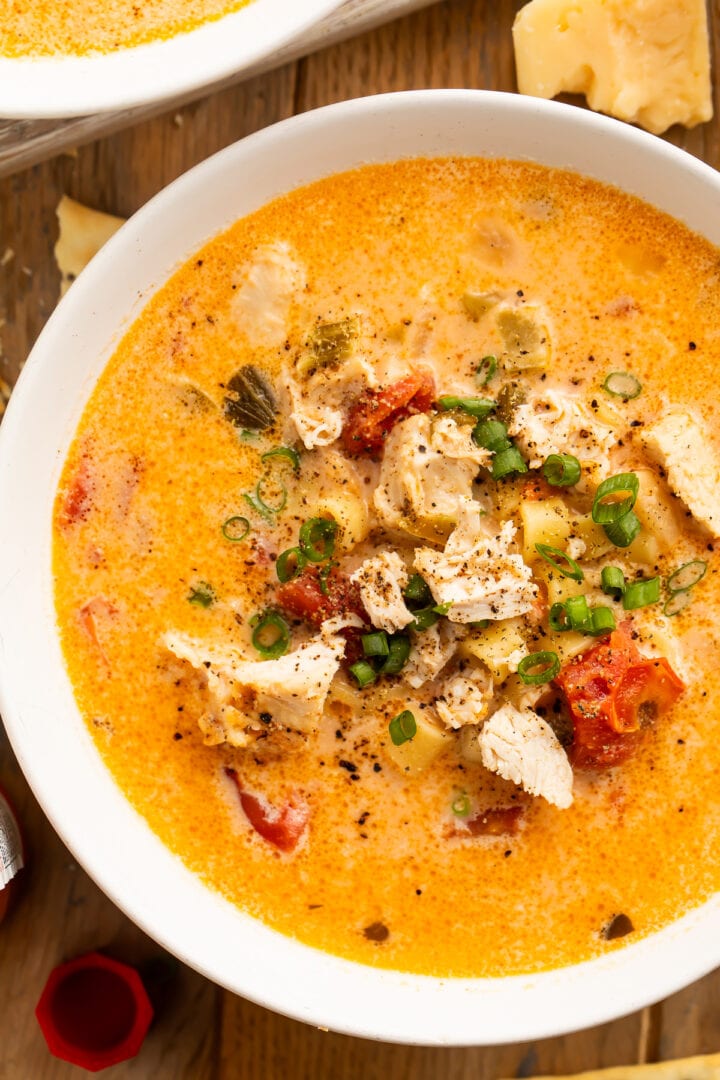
[36,951,154,1071]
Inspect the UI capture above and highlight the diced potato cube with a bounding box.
[570,512,615,559]
[314,492,369,551]
[459,618,527,681]
[628,528,662,567]
[520,497,572,560]
[462,290,503,320]
[458,724,484,764]
[497,305,551,370]
[633,468,685,555]
[384,711,450,776]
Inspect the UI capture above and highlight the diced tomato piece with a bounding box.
[59,455,95,527]
[554,625,685,769]
[466,806,523,837]
[340,369,436,456]
[225,768,309,853]
[277,565,368,663]
[522,476,556,502]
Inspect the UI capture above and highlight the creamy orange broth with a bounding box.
[53,159,720,977]
[2,0,249,57]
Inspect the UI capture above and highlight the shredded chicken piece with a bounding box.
[479,703,574,809]
[350,551,413,634]
[509,388,615,469]
[434,670,493,729]
[640,409,720,536]
[231,241,305,348]
[403,623,459,689]
[414,502,537,622]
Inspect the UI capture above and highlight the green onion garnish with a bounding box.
[451,792,471,817]
[388,710,417,746]
[549,602,571,632]
[517,650,560,685]
[437,395,496,419]
[535,543,584,583]
[601,565,626,600]
[622,577,660,611]
[603,509,641,548]
[276,546,307,583]
[221,515,251,543]
[250,611,291,659]
[592,472,640,525]
[564,594,593,633]
[492,444,528,480]
[188,582,215,608]
[667,560,707,593]
[411,606,440,631]
[476,355,498,386]
[588,605,616,636]
[542,453,581,487]
[318,561,335,596]
[242,491,276,525]
[379,635,411,675]
[602,371,642,401]
[362,631,390,658]
[473,417,511,453]
[298,517,338,563]
[663,591,693,617]
[349,660,377,688]
[261,445,301,472]
[403,573,432,607]
[470,619,490,629]
[255,474,288,514]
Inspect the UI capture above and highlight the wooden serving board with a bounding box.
[1,1,720,1076]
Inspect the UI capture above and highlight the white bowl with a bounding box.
[0,0,342,119]
[2,90,720,1046]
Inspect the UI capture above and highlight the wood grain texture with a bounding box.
[1,1,720,1077]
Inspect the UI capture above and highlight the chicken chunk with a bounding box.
[509,388,615,470]
[403,622,459,689]
[231,242,306,348]
[640,410,720,536]
[374,413,483,541]
[414,502,537,622]
[434,670,493,728]
[350,551,414,634]
[479,703,574,809]
[163,620,347,748]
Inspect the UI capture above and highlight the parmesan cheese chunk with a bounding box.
[640,410,720,536]
[231,241,306,348]
[414,503,538,623]
[163,620,346,747]
[350,551,413,634]
[513,0,713,136]
[480,703,574,809]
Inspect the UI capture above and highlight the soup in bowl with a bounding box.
[0,0,343,119]
[2,91,720,1045]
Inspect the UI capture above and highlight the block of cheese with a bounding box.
[512,0,713,135]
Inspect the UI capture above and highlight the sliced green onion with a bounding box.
[298,517,338,563]
[451,792,471,817]
[242,491,276,525]
[476,355,498,386]
[492,445,528,480]
[603,510,641,548]
[592,472,640,525]
[433,602,452,615]
[549,602,571,633]
[588,606,616,636]
[623,577,660,611]
[411,606,440,631]
[517,650,560,685]
[379,635,411,675]
[256,473,288,514]
[542,453,581,487]
[667,560,707,594]
[564,594,593,633]
[603,371,642,401]
[250,611,290,659]
[601,565,626,600]
[403,573,432,607]
[261,445,301,472]
[389,710,417,746]
[473,417,511,453]
[470,619,490,630]
[663,590,693,617]
[318,561,335,596]
[188,582,215,608]
[535,543,584,583]
[362,631,390,658]
[221,515,251,543]
[276,546,307,583]
[437,395,496,419]
[349,660,377,688]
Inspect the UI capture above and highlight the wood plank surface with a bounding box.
[1,1,720,1077]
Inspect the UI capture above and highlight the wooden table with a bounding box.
[2,1,720,1075]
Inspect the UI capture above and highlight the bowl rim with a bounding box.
[0,0,343,119]
[2,89,720,1046]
